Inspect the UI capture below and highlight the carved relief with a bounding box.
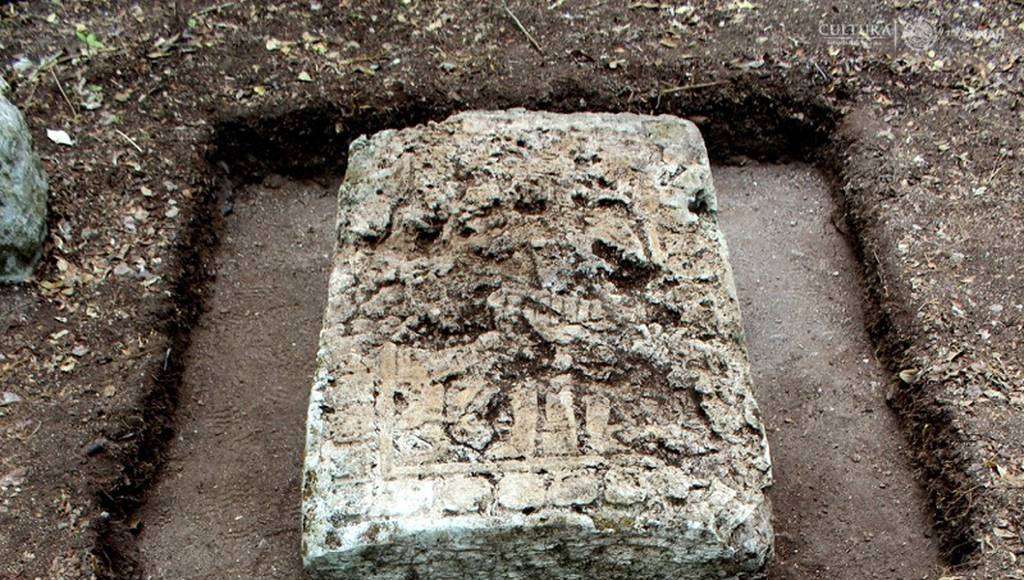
[356,342,642,480]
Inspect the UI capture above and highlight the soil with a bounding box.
[130,162,942,580]
[0,1,1021,578]
[716,163,941,579]
[136,179,336,579]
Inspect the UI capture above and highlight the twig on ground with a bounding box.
[115,129,144,153]
[193,1,238,18]
[658,79,730,96]
[50,69,77,118]
[503,3,544,55]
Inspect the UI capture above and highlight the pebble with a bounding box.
[85,438,109,457]
[0,392,22,406]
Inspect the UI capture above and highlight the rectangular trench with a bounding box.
[133,162,942,579]
[715,163,941,579]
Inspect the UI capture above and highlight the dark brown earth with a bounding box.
[1,1,1022,578]
[131,163,943,580]
[717,163,941,579]
[136,179,335,579]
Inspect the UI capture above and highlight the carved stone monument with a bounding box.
[303,110,773,579]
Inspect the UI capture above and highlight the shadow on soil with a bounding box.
[91,84,966,578]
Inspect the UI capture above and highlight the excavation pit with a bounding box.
[132,109,941,580]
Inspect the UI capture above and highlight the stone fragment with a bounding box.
[0,81,48,282]
[303,110,773,579]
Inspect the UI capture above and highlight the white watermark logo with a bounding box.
[901,18,938,51]
[819,17,938,52]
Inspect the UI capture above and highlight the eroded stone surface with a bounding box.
[303,110,773,579]
[0,82,48,283]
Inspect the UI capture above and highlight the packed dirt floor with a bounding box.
[717,163,940,579]
[135,179,335,579]
[1,1,1023,578]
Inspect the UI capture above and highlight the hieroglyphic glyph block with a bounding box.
[303,110,773,579]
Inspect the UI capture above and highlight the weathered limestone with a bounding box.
[0,78,48,283]
[303,110,773,579]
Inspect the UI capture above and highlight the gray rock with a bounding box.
[0,86,48,283]
[303,110,773,579]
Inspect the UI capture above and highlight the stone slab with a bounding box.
[303,110,773,579]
